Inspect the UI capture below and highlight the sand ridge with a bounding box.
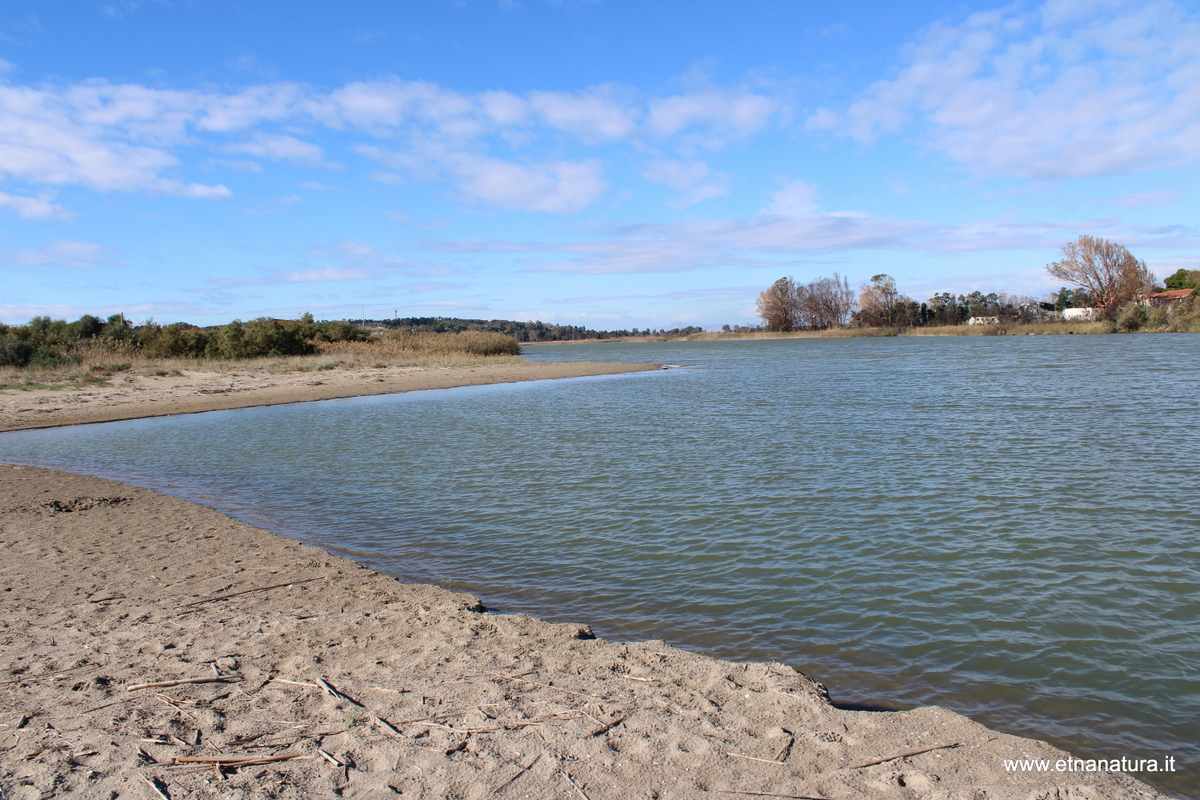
[0,466,1170,799]
[0,360,661,433]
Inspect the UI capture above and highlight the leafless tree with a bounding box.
[1046,235,1154,320]
[855,274,912,328]
[756,277,800,331]
[802,273,856,329]
[757,274,856,331]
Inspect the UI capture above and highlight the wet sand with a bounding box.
[0,360,661,433]
[0,465,1170,799]
[0,363,1175,798]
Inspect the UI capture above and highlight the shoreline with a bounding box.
[0,465,1173,799]
[0,360,661,433]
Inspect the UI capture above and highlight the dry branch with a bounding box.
[178,577,320,608]
[717,791,835,800]
[845,742,961,770]
[483,670,602,700]
[139,773,170,800]
[127,675,242,691]
[316,677,363,706]
[727,751,788,765]
[588,715,627,737]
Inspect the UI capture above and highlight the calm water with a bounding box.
[2,335,1197,796]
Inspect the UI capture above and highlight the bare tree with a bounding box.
[756,277,800,331]
[757,274,856,331]
[1046,235,1154,319]
[855,274,912,328]
[803,273,856,329]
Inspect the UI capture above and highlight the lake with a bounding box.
[2,334,1197,797]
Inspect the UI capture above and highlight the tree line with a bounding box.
[0,313,367,368]
[756,235,1198,332]
[381,317,703,342]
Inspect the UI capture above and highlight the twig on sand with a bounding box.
[588,714,627,737]
[315,677,363,707]
[173,753,308,767]
[844,742,961,770]
[495,754,541,793]
[127,675,242,692]
[154,695,196,721]
[268,678,320,688]
[717,791,835,800]
[727,751,788,765]
[483,670,602,701]
[139,773,170,800]
[317,748,345,766]
[561,770,592,800]
[371,715,404,738]
[178,578,320,608]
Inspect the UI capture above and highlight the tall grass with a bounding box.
[0,330,523,389]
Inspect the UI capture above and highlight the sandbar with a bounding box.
[0,465,1170,799]
[0,360,661,433]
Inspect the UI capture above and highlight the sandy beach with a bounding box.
[0,360,661,433]
[0,365,1175,799]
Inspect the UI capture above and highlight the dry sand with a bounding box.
[0,465,1171,800]
[0,363,1176,799]
[0,360,661,433]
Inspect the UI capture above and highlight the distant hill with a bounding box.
[377,317,703,342]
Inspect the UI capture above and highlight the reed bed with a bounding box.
[0,331,522,390]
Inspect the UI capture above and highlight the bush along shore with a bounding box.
[0,313,524,390]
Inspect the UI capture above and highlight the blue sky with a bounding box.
[2,0,1198,329]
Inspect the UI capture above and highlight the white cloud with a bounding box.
[814,0,1200,178]
[0,192,74,220]
[8,240,112,269]
[449,154,607,213]
[764,178,818,216]
[642,159,732,205]
[226,133,331,167]
[282,266,378,283]
[648,91,776,140]
[529,87,637,141]
[0,74,786,212]
[1103,189,1185,207]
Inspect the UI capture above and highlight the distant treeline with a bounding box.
[381,317,704,342]
[0,313,367,368]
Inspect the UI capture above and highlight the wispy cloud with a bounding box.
[0,192,75,220]
[810,0,1200,179]
[1102,189,1185,207]
[7,240,114,269]
[642,159,733,206]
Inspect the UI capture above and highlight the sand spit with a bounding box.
[0,466,1170,799]
[0,360,660,433]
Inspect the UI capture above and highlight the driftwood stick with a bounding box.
[317,748,345,766]
[269,679,320,688]
[561,770,592,800]
[179,578,320,608]
[495,754,540,793]
[127,676,242,691]
[315,677,363,707]
[717,791,835,800]
[727,751,788,765]
[139,773,170,800]
[173,752,306,765]
[845,742,961,770]
[371,715,403,738]
[483,670,602,700]
[588,715,627,737]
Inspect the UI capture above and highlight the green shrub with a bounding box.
[1117,303,1148,332]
